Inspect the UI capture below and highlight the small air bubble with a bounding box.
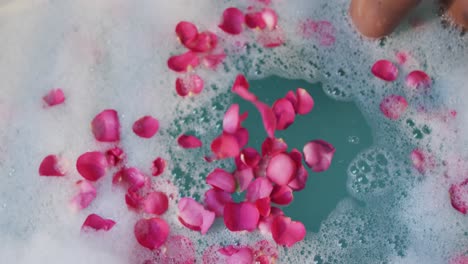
[412,129,423,139]
[348,136,360,144]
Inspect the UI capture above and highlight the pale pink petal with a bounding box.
[271,215,306,247]
[224,201,260,232]
[371,60,398,81]
[151,157,166,176]
[303,140,335,172]
[185,31,218,53]
[113,167,147,190]
[76,151,108,181]
[71,180,97,211]
[206,168,236,193]
[178,134,203,149]
[272,98,295,130]
[82,214,116,231]
[176,74,204,97]
[43,88,65,107]
[380,94,408,120]
[178,197,215,234]
[257,27,285,48]
[255,197,271,217]
[175,21,198,45]
[232,74,257,102]
[296,88,314,115]
[261,8,278,30]
[204,188,233,217]
[246,177,273,202]
[450,180,468,215]
[219,7,244,35]
[261,137,287,157]
[266,153,296,185]
[39,154,67,176]
[270,185,293,205]
[221,246,254,264]
[406,70,431,90]
[132,115,159,138]
[233,127,249,149]
[223,104,240,134]
[143,191,169,215]
[202,53,226,70]
[91,109,120,142]
[258,207,284,235]
[105,147,125,167]
[396,51,408,65]
[167,51,200,72]
[234,167,254,192]
[211,133,241,159]
[153,235,196,264]
[134,217,170,250]
[253,101,276,138]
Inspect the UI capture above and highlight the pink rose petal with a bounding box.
[82,214,116,231]
[303,139,335,172]
[211,133,241,159]
[151,157,166,177]
[220,246,254,264]
[287,149,309,191]
[204,188,233,217]
[91,109,120,142]
[185,31,218,53]
[43,88,65,107]
[296,88,314,115]
[410,149,427,173]
[253,101,276,138]
[371,60,398,81]
[234,167,254,192]
[178,197,215,234]
[178,134,203,149]
[262,137,287,157]
[143,191,169,215]
[245,12,266,30]
[176,74,204,97]
[71,180,97,211]
[219,7,244,35]
[285,90,297,109]
[134,217,170,250]
[113,167,147,190]
[39,154,67,177]
[449,180,468,214]
[380,94,408,120]
[266,153,296,185]
[271,215,306,247]
[257,27,285,48]
[261,8,278,30]
[406,70,431,90]
[270,185,293,205]
[246,177,274,202]
[202,53,226,70]
[232,74,257,102]
[125,189,143,210]
[224,201,260,232]
[450,255,468,264]
[105,147,125,167]
[299,20,336,46]
[168,51,200,72]
[206,168,236,193]
[175,21,198,45]
[233,127,249,149]
[272,98,295,130]
[255,197,271,217]
[223,104,240,134]
[152,235,196,264]
[238,147,261,169]
[76,151,108,181]
[132,115,159,138]
[252,240,279,264]
[258,207,284,235]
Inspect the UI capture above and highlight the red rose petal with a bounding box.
[380,94,408,120]
[255,197,271,217]
[303,139,335,172]
[76,151,108,181]
[224,202,260,232]
[296,88,314,115]
[406,70,431,90]
[206,168,236,193]
[178,197,215,234]
[253,101,276,138]
[132,115,159,138]
[219,7,244,35]
[211,133,241,159]
[175,21,198,45]
[271,215,306,247]
[82,214,116,231]
[151,157,166,177]
[261,137,287,157]
[185,31,218,53]
[450,180,468,215]
[371,60,398,81]
[134,217,170,250]
[105,147,125,167]
[176,74,204,97]
[223,104,240,134]
[125,189,143,210]
[71,180,97,211]
[246,177,273,202]
[143,191,169,215]
[266,153,296,185]
[272,98,295,130]
[204,188,233,217]
[39,154,67,177]
[168,51,200,72]
[91,109,120,142]
[178,134,203,149]
[232,74,257,102]
[245,12,266,30]
[238,147,261,168]
[43,88,65,107]
[234,167,254,192]
[270,185,293,205]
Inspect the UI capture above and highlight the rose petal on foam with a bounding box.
[272,98,295,130]
[253,101,276,138]
[219,7,244,35]
[151,157,166,177]
[178,134,203,149]
[371,60,398,81]
[303,139,335,172]
[257,27,285,48]
[296,88,314,115]
[185,31,218,53]
[206,168,236,193]
[406,70,431,90]
[261,8,278,30]
[380,94,408,120]
[299,20,336,46]
[224,202,260,232]
[450,255,468,264]
[232,74,258,102]
[270,185,293,205]
[261,137,287,157]
[105,147,125,167]
[132,115,159,139]
[134,217,170,250]
[245,12,266,30]
[175,21,198,45]
[39,154,67,176]
[202,53,226,70]
[71,180,97,211]
[246,177,273,202]
[204,188,233,217]
[91,109,120,142]
[152,235,196,264]
[125,189,143,210]
[143,191,169,215]
[176,74,204,97]
[271,215,306,247]
[211,133,241,159]
[167,51,200,72]
[43,88,65,106]
[178,197,215,235]
[449,181,468,215]
[234,167,254,192]
[266,153,296,185]
[82,214,116,231]
[76,151,108,181]
[252,240,279,264]
[223,104,240,134]
[410,149,427,173]
[220,246,254,264]
[256,197,271,217]
[113,167,147,190]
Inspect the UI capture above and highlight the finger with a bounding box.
[444,0,468,29]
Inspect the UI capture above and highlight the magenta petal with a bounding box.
[224,202,260,232]
[234,168,254,192]
[143,191,169,215]
[246,177,273,202]
[76,151,108,181]
[204,188,233,217]
[266,153,296,185]
[450,255,468,264]
[178,134,203,149]
[167,51,200,72]
[132,116,159,138]
[261,137,288,157]
[39,154,67,176]
[82,214,116,231]
[410,149,426,173]
[202,53,226,70]
[380,94,408,120]
[406,70,431,90]
[91,109,120,142]
[176,74,204,97]
[105,147,125,167]
[178,197,215,234]
[258,207,284,235]
[255,197,271,217]
[303,140,335,172]
[206,168,236,193]
[232,74,257,102]
[185,31,218,53]
[175,21,198,45]
[288,165,309,191]
[253,101,276,138]
[43,88,65,107]
[223,247,254,264]
[151,157,166,177]
[285,90,298,110]
[245,12,266,29]
[239,147,261,168]
[272,98,295,130]
[271,216,306,247]
[270,185,293,205]
[211,133,240,159]
[113,167,147,190]
[134,217,170,250]
[371,60,398,81]
[296,88,314,115]
[125,189,143,210]
[219,7,244,35]
[223,104,240,134]
[71,180,97,211]
[233,127,249,149]
[450,181,468,215]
